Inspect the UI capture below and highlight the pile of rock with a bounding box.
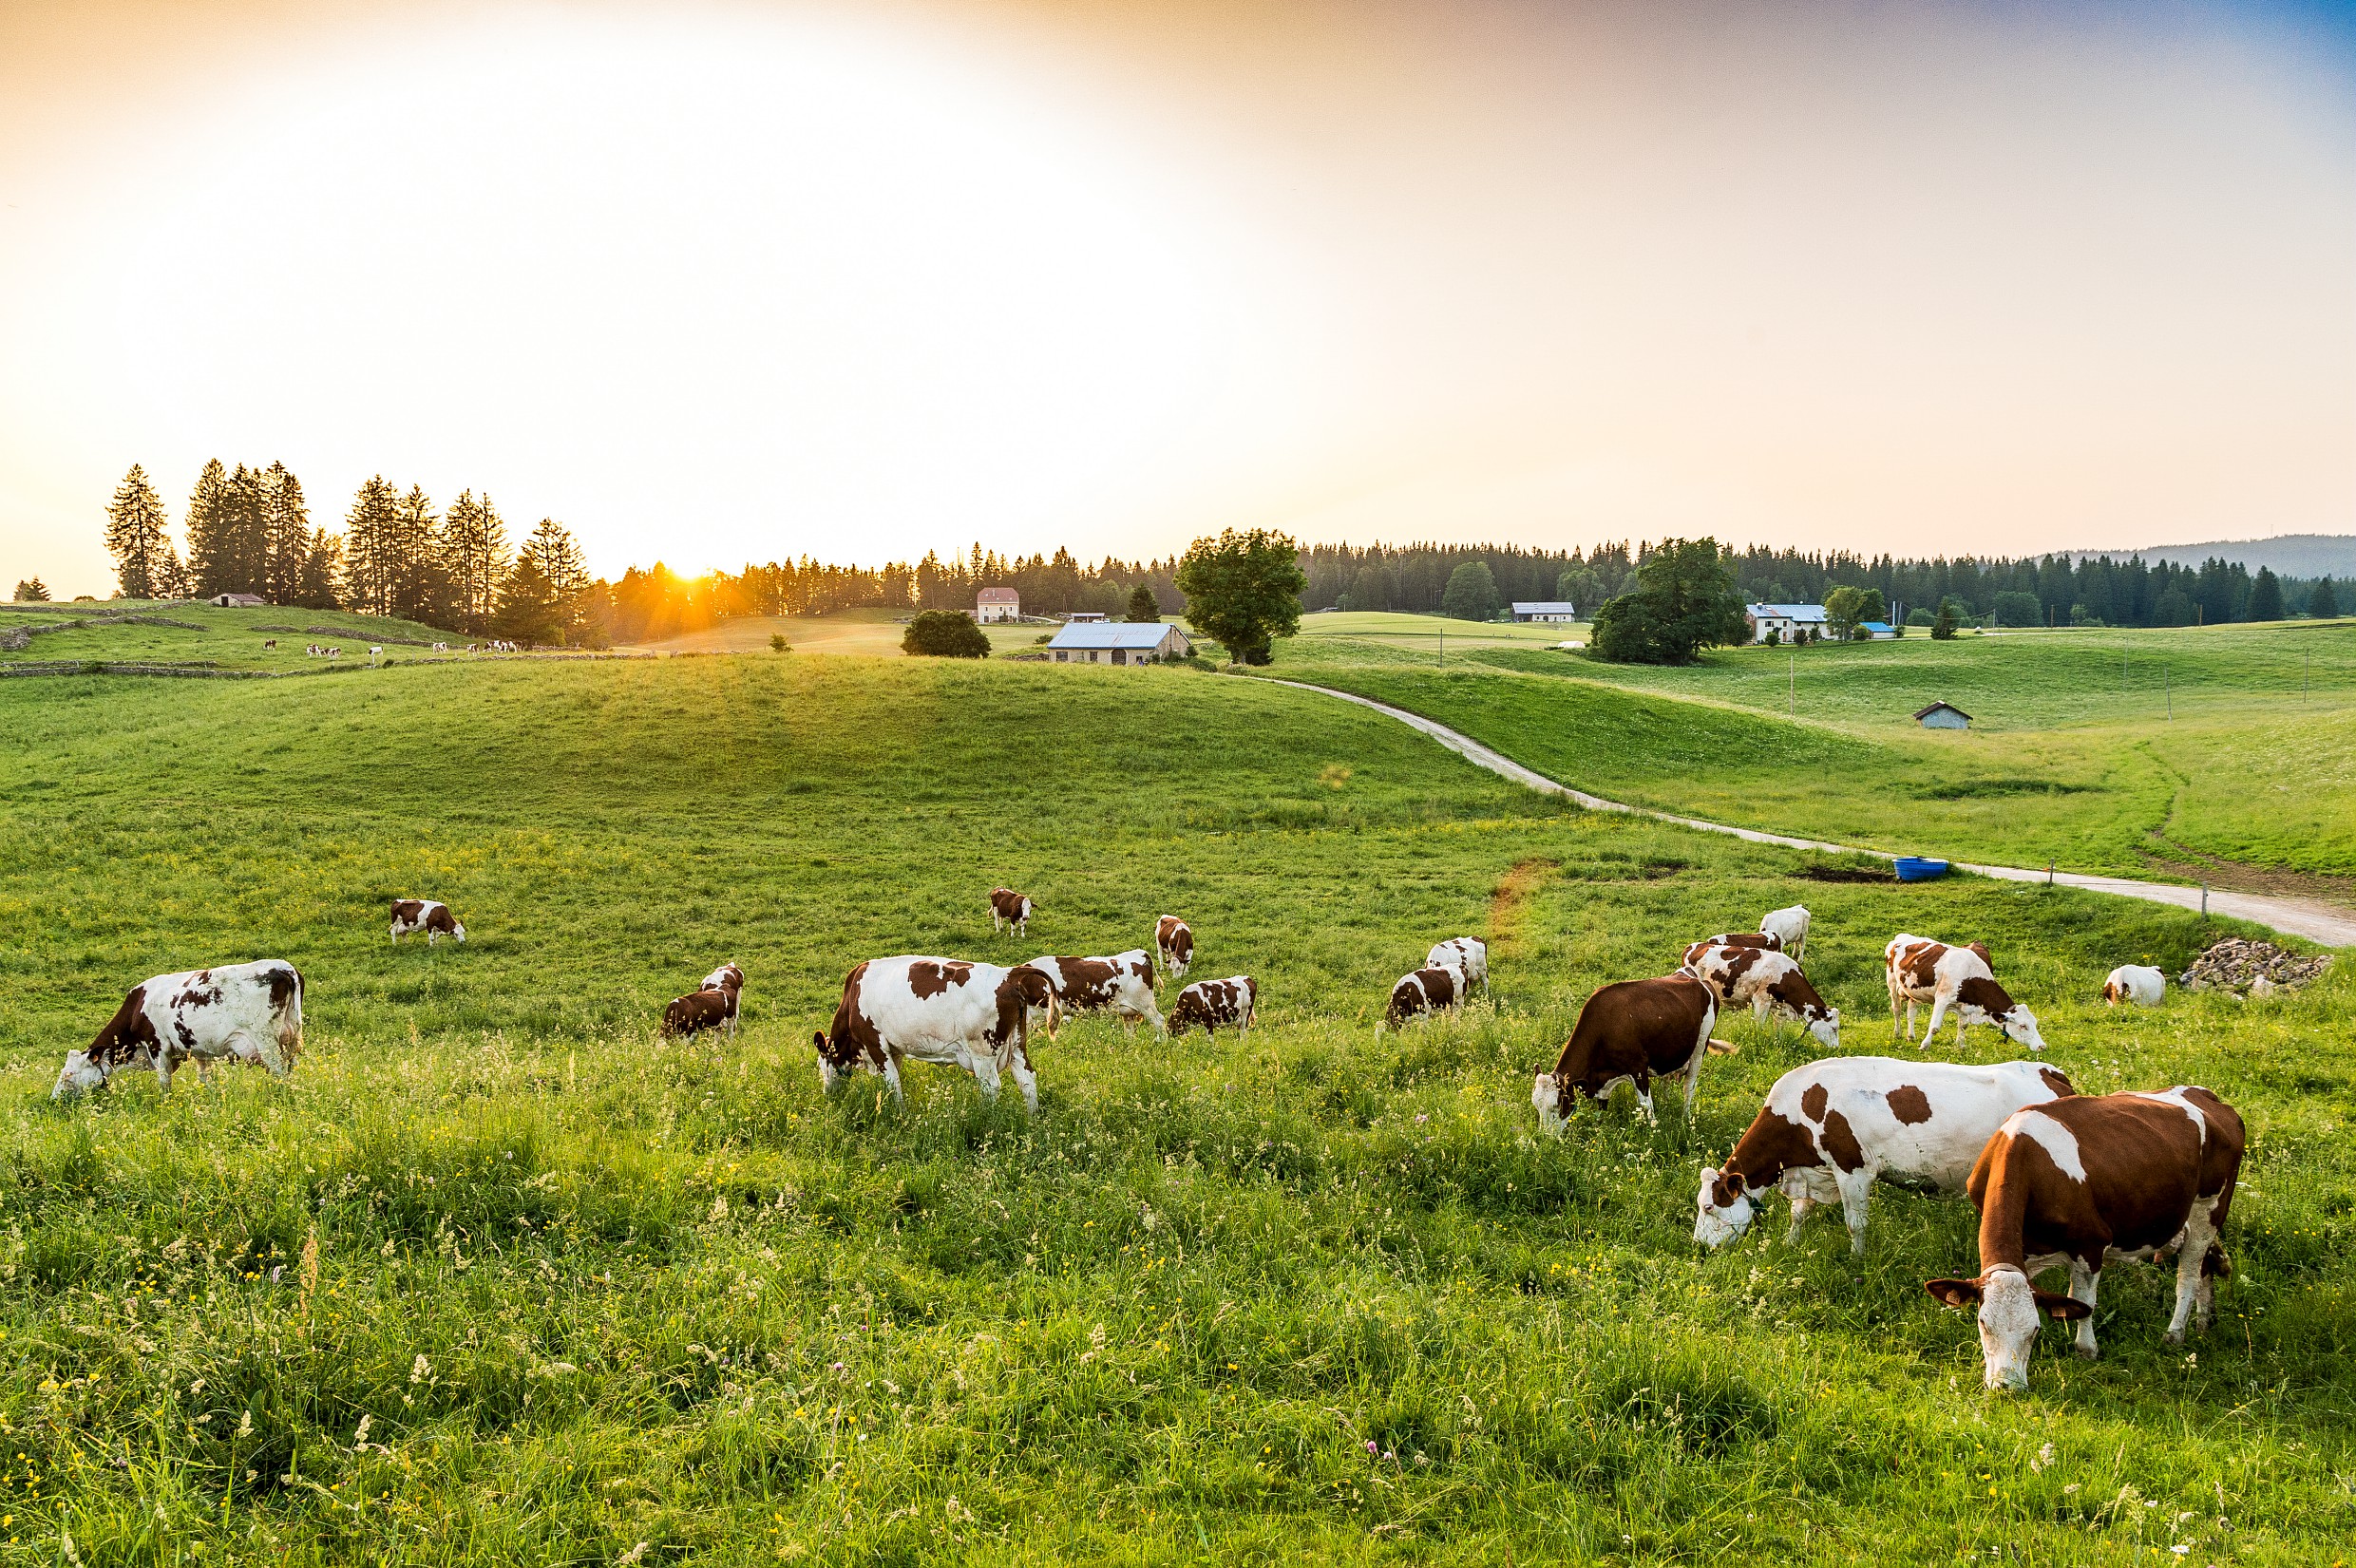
[2180,937,2331,997]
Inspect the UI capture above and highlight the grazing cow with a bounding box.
[989,888,1034,937]
[1684,943,1841,1048]
[262,639,277,649]
[1886,935,2043,1051]
[431,642,447,652]
[390,898,466,945]
[1532,971,1719,1129]
[368,646,383,664]
[813,957,1056,1111]
[1679,932,1782,968]
[1027,950,1166,1034]
[2102,965,2166,1007]
[1760,904,1812,962]
[327,647,340,659]
[702,962,745,995]
[1154,915,1194,980]
[1383,966,1460,1030]
[663,964,744,1039]
[1925,1087,2244,1389]
[53,960,304,1098]
[1426,937,1489,993]
[1168,975,1257,1038]
[1694,1056,2077,1255]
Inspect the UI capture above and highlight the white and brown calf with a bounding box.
[663,964,744,1039]
[1759,904,1811,962]
[1533,971,1719,1130]
[989,888,1034,937]
[2102,965,2166,1007]
[54,960,304,1098]
[1426,937,1488,994]
[1154,916,1193,980]
[1684,943,1840,1049]
[1926,1087,2243,1389]
[1168,975,1256,1038]
[812,956,1056,1112]
[1886,935,2044,1051]
[1027,951,1166,1035]
[1695,1056,2077,1256]
[390,898,466,945]
[1382,966,1461,1030]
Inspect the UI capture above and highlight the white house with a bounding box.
[1914,701,1972,730]
[976,587,1020,623]
[1745,603,1828,643]
[1048,621,1193,666]
[1510,601,1579,623]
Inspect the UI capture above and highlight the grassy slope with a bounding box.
[0,603,466,673]
[630,609,1051,658]
[1294,610,1591,652]
[1,656,2351,1563]
[1278,625,2356,878]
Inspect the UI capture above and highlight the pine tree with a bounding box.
[260,463,311,605]
[1125,582,1162,622]
[339,477,402,614]
[296,527,344,610]
[12,577,50,601]
[519,519,587,643]
[2248,566,2284,622]
[2311,577,2341,619]
[221,464,270,595]
[495,552,560,646]
[103,464,174,599]
[387,485,447,625]
[184,460,233,595]
[443,490,510,635]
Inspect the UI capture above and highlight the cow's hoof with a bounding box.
[2075,1346,2100,1361]
[2161,1331,2184,1348]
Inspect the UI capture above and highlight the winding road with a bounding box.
[1268,678,2356,949]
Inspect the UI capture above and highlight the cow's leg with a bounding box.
[1006,1041,1040,1115]
[1835,1170,1873,1256]
[2068,1260,2101,1359]
[882,1049,906,1105]
[153,1050,177,1094]
[1142,997,1167,1036]
[2163,1209,2214,1346]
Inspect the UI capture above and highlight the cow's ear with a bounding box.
[1925,1277,1984,1310]
[810,1030,827,1048]
[2034,1290,2091,1321]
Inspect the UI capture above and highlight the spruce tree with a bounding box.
[184,460,232,595]
[260,463,311,605]
[221,464,270,595]
[2311,577,2341,619]
[2248,566,2284,622]
[443,491,510,635]
[339,476,402,615]
[1125,583,1162,622]
[103,464,173,599]
[297,528,344,610]
[388,484,448,625]
[520,519,587,643]
[495,552,560,645]
[12,578,50,601]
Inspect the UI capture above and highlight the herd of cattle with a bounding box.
[48,889,2233,1391]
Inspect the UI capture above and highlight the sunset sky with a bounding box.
[3,0,2350,595]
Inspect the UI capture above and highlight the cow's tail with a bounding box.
[269,964,305,1067]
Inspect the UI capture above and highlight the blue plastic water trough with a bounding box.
[1892,857,1950,882]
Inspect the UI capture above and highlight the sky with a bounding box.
[2,0,2351,595]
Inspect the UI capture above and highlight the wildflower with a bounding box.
[353,1415,371,1446]
[236,1410,253,1439]
[411,1354,431,1385]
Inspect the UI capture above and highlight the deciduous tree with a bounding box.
[1588,538,1747,665]
[1173,529,1306,666]
[1442,560,1499,622]
[902,609,991,657]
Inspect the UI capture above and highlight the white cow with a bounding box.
[1426,937,1489,994]
[1025,951,1166,1035]
[1759,904,1812,962]
[54,960,304,1098]
[1683,944,1841,1049]
[390,898,466,945]
[1887,935,2045,1051]
[1694,1056,2077,1256]
[2102,965,2166,1007]
[812,956,1056,1112]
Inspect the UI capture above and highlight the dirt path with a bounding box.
[1269,678,2356,950]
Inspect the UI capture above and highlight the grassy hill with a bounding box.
[628,607,1052,658]
[0,601,467,673]
[0,654,2350,1562]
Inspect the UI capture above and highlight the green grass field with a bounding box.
[1295,609,1590,653]
[1274,622,2356,880]
[1,603,491,674]
[631,609,1053,659]
[2,650,2351,1563]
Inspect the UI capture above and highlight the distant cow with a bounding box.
[1694,1056,2076,1256]
[1027,950,1165,1034]
[1759,904,1812,962]
[1684,943,1841,1048]
[812,956,1056,1112]
[2102,965,2166,1007]
[1168,975,1257,1038]
[663,964,744,1039]
[1426,937,1488,994]
[989,888,1034,937]
[1383,966,1460,1030]
[54,960,304,1098]
[262,639,277,649]
[1154,916,1194,980]
[1886,935,2043,1050]
[1533,971,1720,1130]
[369,646,383,664]
[1680,932,1782,968]
[390,899,466,945]
[1926,1087,2243,1389]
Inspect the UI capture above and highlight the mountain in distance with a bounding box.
[2065,534,2356,578]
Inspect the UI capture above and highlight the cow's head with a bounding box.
[1530,1072,1568,1134]
[1925,1267,2089,1391]
[1802,1005,1841,1050]
[51,1050,111,1100]
[1692,1165,1756,1249]
[813,1031,846,1093]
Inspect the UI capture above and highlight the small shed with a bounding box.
[209,593,266,608]
[1510,600,1579,623]
[975,586,1020,623]
[1914,701,1971,730]
[1048,621,1193,666]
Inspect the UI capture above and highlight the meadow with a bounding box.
[1,651,2351,1564]
[631,608,1053,659]
[0,604,469,675]
[1272,622,2356,881]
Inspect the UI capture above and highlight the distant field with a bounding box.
[1296,609,1589,652]
[0,601,478,673]
[631,608,1054,658]
[5,653,2351,1562]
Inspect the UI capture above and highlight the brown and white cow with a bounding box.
[390,898,466,946]
[1759,904,1812,962]
[1926,1087,2244,1389]
[1532,971,1719,1130]
[1154,916,1193,980]
[1886,935,2044,1051]
[1680,932,1781,968]
[1168,975,1256,1038]
[54,960,304,1098]
[1382,966,1460,1030]
[1694,1056,2076,1256]
[812,956,1057,1112]
[2102,965,2166,1007]
[989,888,1034,937]
[662,964,744,1039]
[1427,937,1488,994]
[1683,943,1841,1049]
[1026,951,1165,1035]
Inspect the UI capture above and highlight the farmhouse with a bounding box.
[1510,600,1579,623]
[1745,603,1828,643]
[1914,701,1971,729]
[1858,620,1897,639]
[1048,621,1192,666]
[209,593,267,608]
[975,587,1020,623]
